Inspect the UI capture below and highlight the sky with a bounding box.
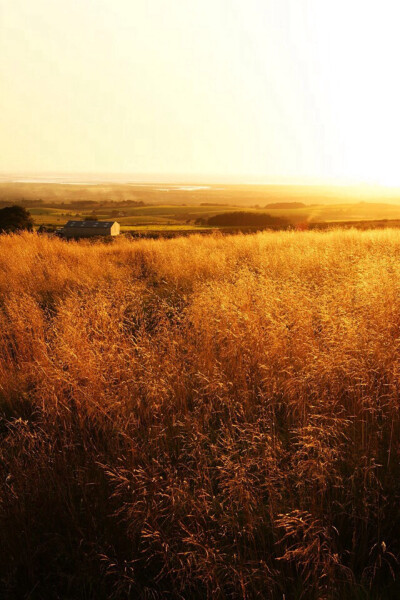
[1,0,400,184]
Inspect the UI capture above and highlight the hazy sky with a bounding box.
[1,0,400,183]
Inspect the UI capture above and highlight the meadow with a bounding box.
[1,229,400,598]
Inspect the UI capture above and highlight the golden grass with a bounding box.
[1,230,400,598]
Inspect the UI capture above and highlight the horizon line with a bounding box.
[2,172,400,190]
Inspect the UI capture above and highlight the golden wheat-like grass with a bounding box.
[1,230,400,598]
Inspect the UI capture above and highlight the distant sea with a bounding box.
[0,174,213,191]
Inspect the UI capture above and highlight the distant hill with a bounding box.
[264,202,306,209]
[264,202,307,208]
[2,181,400,208]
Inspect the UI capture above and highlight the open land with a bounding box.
[4,182,400,234]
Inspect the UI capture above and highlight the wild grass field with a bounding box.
[1,229,400,599]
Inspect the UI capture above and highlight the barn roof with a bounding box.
[64,220,116,228]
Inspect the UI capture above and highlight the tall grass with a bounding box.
[1,230,400,598]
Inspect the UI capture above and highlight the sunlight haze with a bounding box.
[1,0,400,184]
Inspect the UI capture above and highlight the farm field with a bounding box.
[5,182,400,232]
[1,229,400,598]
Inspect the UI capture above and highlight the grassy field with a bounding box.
[1,229,400,598]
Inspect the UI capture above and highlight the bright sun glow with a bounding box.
[1,0,400,184]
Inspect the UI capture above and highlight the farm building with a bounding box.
[61,220,120,238]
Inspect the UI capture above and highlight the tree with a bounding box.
[0,205,34,233]
[207,211,290,229]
